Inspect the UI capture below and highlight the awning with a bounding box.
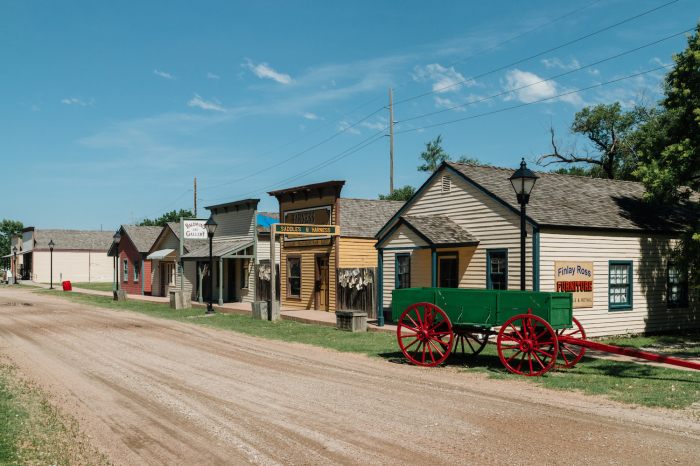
[147,248,176,260]
[1,250,32,259]
[181,239,254,260]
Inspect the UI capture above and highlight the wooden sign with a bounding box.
[555,261,594,308]
[182,220,208,240]
[274,224,339,236]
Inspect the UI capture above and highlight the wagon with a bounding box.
[392,287,700,376]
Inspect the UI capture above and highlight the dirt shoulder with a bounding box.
[0,287,699,465]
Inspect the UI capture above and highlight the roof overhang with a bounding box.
[1,250,32,258]
[147,249,176,260]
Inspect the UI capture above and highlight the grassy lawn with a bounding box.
[600,334,700,357]
[0,352,109,465]
[35,288,700,410]
[40,282,114,292]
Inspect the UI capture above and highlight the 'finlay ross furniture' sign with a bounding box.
[183,220,207,239]
[555,261,594,308]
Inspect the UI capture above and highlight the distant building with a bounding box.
[108,225,163,295]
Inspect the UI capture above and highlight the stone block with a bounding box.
[336,310,368,332]
[113,290,127,301]
[267,300,280,322]
[170,290,192,309]
[252,301,268,320]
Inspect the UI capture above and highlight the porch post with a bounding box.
[218,258,224,306]
[431,248,437,287]
[377,249,384,327]
[198,262,203,304]
[141,256,145,296]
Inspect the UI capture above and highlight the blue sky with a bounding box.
[1,0,697,230]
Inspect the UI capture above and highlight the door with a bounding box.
[160,265,165,296]
[315,256,329,311]
[227,259,236,302]
[438,255,459,288]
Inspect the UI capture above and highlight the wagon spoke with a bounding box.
[528,353,534,374]
[422,341,427,364]
[465,338,476,353]
[405,315,421,330]
[403,338,420,351]
[505,350,523,363]
[397,303,453,367]
[532,351,546,370]
[533,348,555,360]
[559,348,571,365]
[399,333,419,339]
[430,331,452,336]
[428,336,449,348]
[460,336,466,354]
[516,352,526,372]
[562,344,579,357]
[508,323,524,341]
[428,340,444,358]
[501,335,520,343]
[415,309,424,328]
[399,323,420,333]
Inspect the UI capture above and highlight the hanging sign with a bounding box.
[274,224,339,236]
[282,206,335,246]
[555,261,594,308]
[183,220,207,240]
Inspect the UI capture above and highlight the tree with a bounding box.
[537,103,640,180]
[456,155,491,166]
[418,135,450,172]
[0,219,24,259]
[635,24,700,291]
[139,209,194,227]
[379,185,416,202]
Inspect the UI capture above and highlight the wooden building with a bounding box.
[108,225,162,295]
[268,181,402,312]
[376,162,700,337]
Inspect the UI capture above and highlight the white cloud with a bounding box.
[243,59,292,84]
[187,94,226,112]
[360,121,386,130]
[207,73,220,79]
[154,70,173,79]
[338,121,361,135]
[541,58,580,71]
[412,63,477,93]
[303,113,319,120]
[651,57,672,67]
[588,69,600,76]
[434,96,466,112]
[501,69,582,105]
[61,98,86,106]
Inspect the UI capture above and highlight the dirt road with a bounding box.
[0,287,698,465]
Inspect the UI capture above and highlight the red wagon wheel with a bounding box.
[553,317,587,368]
[452,331,489,358]
[497,314,558,376]
[397,303,453,367]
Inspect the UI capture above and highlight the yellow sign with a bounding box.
[274,224,339,236]
[555,261,594,308]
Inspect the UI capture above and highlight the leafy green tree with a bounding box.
[379,185,416,202]
[418,135,450,172]
[456,155,491,166]
[635,24,700,291]
[0,219,24,259]
[139,209,194,227]
[537,103,640,180]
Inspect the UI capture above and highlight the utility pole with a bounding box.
[389,88,394,196]
[194,178,197,217]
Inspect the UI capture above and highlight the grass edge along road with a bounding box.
[0,348,109,465]
[30,287,700,411]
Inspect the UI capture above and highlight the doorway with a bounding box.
[227,259,236,302]
[438,254,459,288]
[160,265,165,296]
[315,255,330,311]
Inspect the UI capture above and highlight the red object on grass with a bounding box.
[62,281,72,291]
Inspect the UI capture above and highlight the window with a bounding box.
[241,259,249,289]
[134,259,139,282]
[167,263,176,285]
[609,261,633,311]
[287,257,301,298]
[668,263,688,308]
[487,250,507,290]
[396,254,411,289]
[442,174,451,193]
[123,259,128,282]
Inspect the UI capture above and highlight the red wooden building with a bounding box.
[107,225,162,295]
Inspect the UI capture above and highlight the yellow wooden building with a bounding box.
[268,181,402,312]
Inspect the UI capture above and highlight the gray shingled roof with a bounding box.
[32,229,115,251]
[402,215,479,246]
[447,162,699,232]
[339,198,404,238]
[257,212,280,234]
[121,225,164,253]
[181,239,253,259]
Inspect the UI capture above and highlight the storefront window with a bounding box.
[609,261,633,311]
[396,254,410,289]
[668,263,688,308]
[123,259,128,282]
[288,257,301,298]
[134,259,139,282]
[487,250,507,290]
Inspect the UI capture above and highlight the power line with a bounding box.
[395,65,673,134]
[393,0,679,105]
[398,27,694,123]
[145,189,193,218]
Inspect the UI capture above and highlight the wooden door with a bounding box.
[316,256,329,311]
[227,259,236,302]
[160,266,165,296]
[438,256,459,288]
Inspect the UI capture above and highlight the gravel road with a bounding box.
[0,287,698,465]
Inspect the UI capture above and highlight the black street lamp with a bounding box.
[12,246,17,284]
[113,232,121,292]
[48,240,55,290]
[509,158,539,291]
[204,216,218,315]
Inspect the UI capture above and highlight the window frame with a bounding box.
[286,254,302,299]
[436,252,459,288]
[486,249,508,290]
[667,262,689,308]
[123,259,128,282]
[134,258,139,283]
[608,260,633,311]
[241,259,249,289]
[395,253,411,290]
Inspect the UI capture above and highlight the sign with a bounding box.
[183,220,207,240]
[274,224,339,236]
[282,206,334,246]
[555,261,594,308]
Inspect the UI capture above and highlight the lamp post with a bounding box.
[204,216,218,315]
[48,240,55,289]
[509,158,539,291]
[12,246,17,285]
[113,232,121,292]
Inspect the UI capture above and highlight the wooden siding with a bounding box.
[540,229,699,337]
[32,251,113,283]
[211,208,255,243]
[338,237,378,268]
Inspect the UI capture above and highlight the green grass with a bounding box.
[62,282,114,292]
[35,289,700,410]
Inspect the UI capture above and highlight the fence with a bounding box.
[336,267,377,319]
[256,263,280,301]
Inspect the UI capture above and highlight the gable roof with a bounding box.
[257,212,280,234]
[119,225,164,253]
[32,229,115,251]
[339,198,404,238]
[402,215,479,247]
